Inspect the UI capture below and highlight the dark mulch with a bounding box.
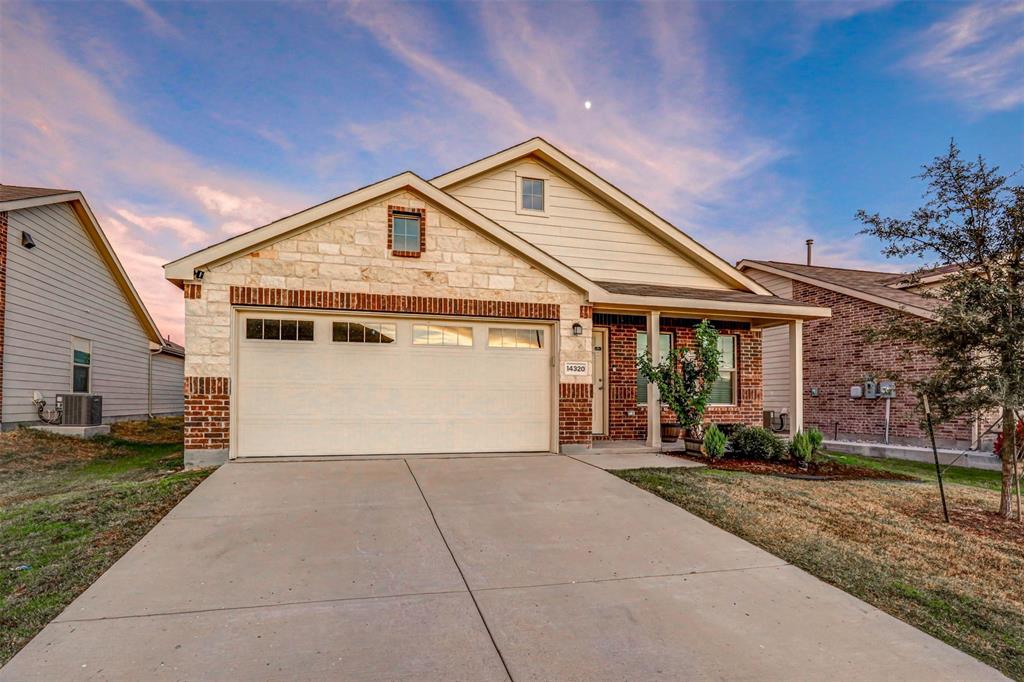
[685,455,917,481]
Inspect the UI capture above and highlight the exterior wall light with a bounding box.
[571,322,583,336]
[21,231,36,249]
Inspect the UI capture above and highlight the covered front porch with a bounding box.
[571,281,831,452]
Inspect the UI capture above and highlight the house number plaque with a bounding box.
[563,361,590,376]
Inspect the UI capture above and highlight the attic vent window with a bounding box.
[521,178,545,211]
[387,206,426,258]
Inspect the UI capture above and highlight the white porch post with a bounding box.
[789,319,804,437]
[646,311,662,449]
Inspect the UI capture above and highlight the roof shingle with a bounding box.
[0,184,74,203]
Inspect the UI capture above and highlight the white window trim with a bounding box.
[411,323,474,348]
[486,327,545,350]
[71,336,92,394]
[243,318,316,343]
[710,335,738,407]
[515,167,550,217]
[331,320,398,345]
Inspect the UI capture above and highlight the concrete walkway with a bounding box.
[2,454,1003,681]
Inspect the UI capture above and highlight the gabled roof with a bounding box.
[0,186,165,344]
[431,137,772,296]
[164,171,600,296]
[0,184,74,203]
[737,260,940,320]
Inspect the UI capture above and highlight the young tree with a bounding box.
[856,141,1023,519]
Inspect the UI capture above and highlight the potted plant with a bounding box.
[637,320,722,453]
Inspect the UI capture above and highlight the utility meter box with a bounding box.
[879,380,896,398]
[864,380,878,399]
[850,385,863,399]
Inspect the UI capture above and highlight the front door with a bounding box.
[592,328,607,435]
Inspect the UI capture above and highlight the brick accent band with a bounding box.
[387,205,427,258]
[184,283,202,299]
[184,376,230,451]
[559,382,593,446]
[0,212,7,417]
[230,286,561,321]
[579,304,593,319]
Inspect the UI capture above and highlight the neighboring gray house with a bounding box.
[0,185,184,428]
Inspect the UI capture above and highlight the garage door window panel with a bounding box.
[333,321,396,344]
[413,324,472,347]
[488,328,544,349]
[246,318,314,341]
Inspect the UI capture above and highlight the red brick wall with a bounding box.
[184,377,230,452]
[230,286,560,320]
[184,283,202,299]
[595,315,763,441]
[559,383,593,446]
[0,212,6,419]
[794,281,973,446]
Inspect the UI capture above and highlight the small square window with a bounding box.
[246,319,263,340]
[521,178,544,211]
[280,320,298,340]
[391,213,421,254]
[297,321,315,341]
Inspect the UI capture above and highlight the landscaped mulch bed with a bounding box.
[683,454,918,481]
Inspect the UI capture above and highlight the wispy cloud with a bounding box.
[123,0,182,40]
[0,7,308,337]
[906,0,1024,112]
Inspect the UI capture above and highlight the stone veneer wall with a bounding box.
[182,190,592,460]
[794,280,974,447]
[594,314,763,441]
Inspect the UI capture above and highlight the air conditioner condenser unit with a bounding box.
[56,394,102,426]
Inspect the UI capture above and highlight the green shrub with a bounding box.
[730,426,786,461]
[789,431,813,463]
[807,428,824,454]
[703,424,727,460]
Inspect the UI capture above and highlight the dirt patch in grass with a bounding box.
[110,416,183,444]
[0,418,210,664]
[684,454,917,481]
[616,467,1024,680]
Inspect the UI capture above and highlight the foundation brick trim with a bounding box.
[559,382,593,446]
[184,376,230,451]
[0,212,7,418]
[184,283,202,299]
[230,286,561,320]
[387,205,427,258]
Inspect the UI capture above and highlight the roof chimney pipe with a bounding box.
[806,239,814,266]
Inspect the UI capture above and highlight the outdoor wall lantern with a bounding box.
[571,322,584,336]
[21,231,36,249]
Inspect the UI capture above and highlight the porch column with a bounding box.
[646,311,661,448]
[789,319,803,437]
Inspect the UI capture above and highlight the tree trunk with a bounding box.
[999,407,1017,519]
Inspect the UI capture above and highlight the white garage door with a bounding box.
[236,312,552,457]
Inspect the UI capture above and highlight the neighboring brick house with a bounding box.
[166,139,829,466]
[739,259,980,449]
[0,185,185,428]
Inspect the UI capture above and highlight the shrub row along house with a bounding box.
[0,185,184,429]
[165,139,829,466]
[740,257,983,449]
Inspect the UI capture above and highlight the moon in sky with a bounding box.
[584,100,592,110]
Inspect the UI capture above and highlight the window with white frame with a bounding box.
[246,318,315,341]
[709,335,737,404]
[71,338,91,393]
[520,178,545,211]
[412,324,473,347]
[333,321,396,344]
[636,331,673,404]
[391,213,422,254]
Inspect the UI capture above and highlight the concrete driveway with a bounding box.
[2,454,1002,681]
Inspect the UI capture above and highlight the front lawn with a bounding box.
[825,451,1007,491]
[0,418,211,664]
[616,465,1024,680]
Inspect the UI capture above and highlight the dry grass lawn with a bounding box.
[616,466,1024,680]
[0,417,211,664]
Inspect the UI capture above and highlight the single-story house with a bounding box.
[165,139,830,466]
[0,185,184,429]
[739,254,981,449]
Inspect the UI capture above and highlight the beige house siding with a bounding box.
[185,190,590,382]
[746,270,792,416]
[151,353,184,415]
[447,160,733,290]
[3,203,154,423]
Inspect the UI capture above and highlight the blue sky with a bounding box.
[2,0,1022,338]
